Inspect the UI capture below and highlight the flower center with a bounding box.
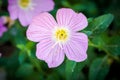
[53,28,70,43]
[19,0,30,8]
[56,29,67,41]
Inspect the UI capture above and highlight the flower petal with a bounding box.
[56,8,76,26]
[26,12,57,42]
[8,0,18,20]
[0,25,7,37]
[56,8,88,31]
[71,13,88,31]
[18,10,30,26]
[34,0,54,12]
[18,9,35,26]
[36,40,64,68]
[64,32,88,62]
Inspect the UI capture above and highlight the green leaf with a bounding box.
[65,59,87,80]
[89,57,110,80]
[16,63,34,77]
[106,36,120,56]
[18,52,27,64]
[46,73,60,80]
[9,21,27,46]
[84,14,114,36]
[72,61,86,80]
[82,30,93,36]
[65,59,76,80]
[91,34,105,49]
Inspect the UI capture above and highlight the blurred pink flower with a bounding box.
[8,0,54,26]
[27,8,88,68]
[0,17,7,37]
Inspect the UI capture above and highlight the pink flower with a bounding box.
[26,8,88,68]
[8,0,54,26]
[0,17,7,37]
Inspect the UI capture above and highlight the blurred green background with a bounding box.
[0,0,120,80]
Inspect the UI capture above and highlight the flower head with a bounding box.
[26,8,88,68]
[0,17,7,37]
[8,0,54,26]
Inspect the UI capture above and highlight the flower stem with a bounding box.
[88,40,120,62]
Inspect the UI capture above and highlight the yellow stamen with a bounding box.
[56,29,67,41]
[19,0,30,8]
[54,28,69,43]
